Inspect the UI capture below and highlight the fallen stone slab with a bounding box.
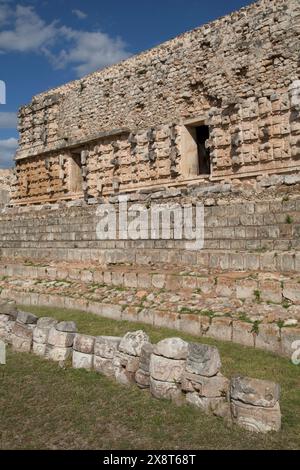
[230,376,280,408]
[153,337,189,360]
[186,343,221,377]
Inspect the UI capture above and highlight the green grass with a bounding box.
[0,305,299,450]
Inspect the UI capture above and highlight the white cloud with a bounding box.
[0,112,17,128]
[72,9,87,20]
[0,4,130,77]
[52,29,129,76]
[0,5,58,53]
[0,137,17,168]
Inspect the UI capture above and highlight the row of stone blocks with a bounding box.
[0,247,299,273]
[1,263,300,304]
[0,300,281,434]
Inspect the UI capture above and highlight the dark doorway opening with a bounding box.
[195,125,210,175]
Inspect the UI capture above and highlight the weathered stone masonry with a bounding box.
[0,300,282,433]
[12,0,300,204]
[0,0,300,357]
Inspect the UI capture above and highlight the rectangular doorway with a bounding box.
[180,122,211,177]
[69,152,83,194]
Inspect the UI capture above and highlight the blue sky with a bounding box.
[0,0,253,168]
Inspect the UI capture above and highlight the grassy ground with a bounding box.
[0,305,299,450]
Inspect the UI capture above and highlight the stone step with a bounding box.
[0,262,299,306]
[0,247,299,272]
[0,269,299,324]
[1,281,299,359]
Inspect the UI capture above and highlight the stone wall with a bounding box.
[0,169,12,206]
[1,182,300,271]
[0,299,282,433]
[12,0,300,204]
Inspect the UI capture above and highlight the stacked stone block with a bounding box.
[230,377,281,432]
[114,330,149,386]
[11,311,38,353]
[135,342,154,389]
[33,317,58,356]
[0,298,283,434]
[72,334,95,370]
[45,321,77,361]
[94,336,121,378]
[182,343,230,418]
[149,338,188,403]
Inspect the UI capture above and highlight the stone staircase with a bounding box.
[0,260,299,358]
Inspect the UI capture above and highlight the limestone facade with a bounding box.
[11,0,300,205]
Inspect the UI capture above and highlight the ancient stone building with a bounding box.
[0,0,300,356]
[11,0,300,204]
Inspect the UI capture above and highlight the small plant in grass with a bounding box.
[285,215,293,224]
[254,289,261,303]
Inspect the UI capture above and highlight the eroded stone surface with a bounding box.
[231,400,281,433]
[17,310,38,324]
[150,377,183,403]
[230,376,280,408]
[72,350,93,370]
[47,327,75,348]
[149,354,185,383]
[56,321,77,333]
[73,334,95,354]
[94,336,121,358]
[186,343,221,377]
[119,330,149,357]
[153,337,189,360]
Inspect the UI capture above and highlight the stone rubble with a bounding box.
[0,299,283,433]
